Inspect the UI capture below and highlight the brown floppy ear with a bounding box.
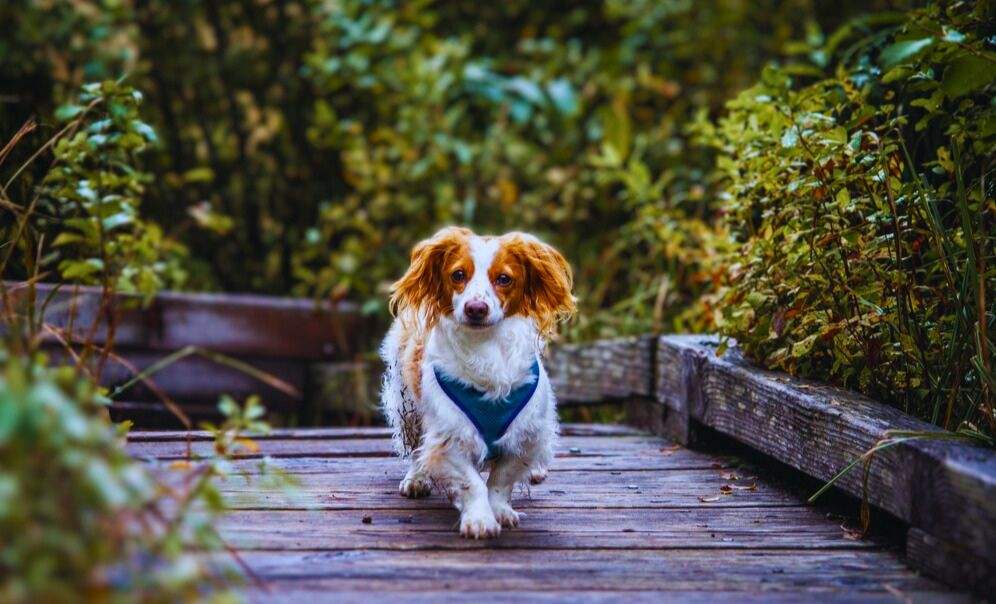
[507,233,576,338]
[389,226,471,328]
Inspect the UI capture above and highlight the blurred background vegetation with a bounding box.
[1,2,993,438]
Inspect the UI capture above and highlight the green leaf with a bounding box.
[879,38,933,67]
[547,79,579,116]
[941,55,996,98]
[102,212,134,231]
[61,258,105,279]
[51,232,86,247]
[54,104,84,121]
[182,167,215,184]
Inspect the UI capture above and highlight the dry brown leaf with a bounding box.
[659,444,682,455]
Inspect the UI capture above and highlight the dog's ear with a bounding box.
[390,226,471,327]
[505,233,576,338]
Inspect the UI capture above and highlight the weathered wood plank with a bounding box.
[9,281,369,359]
[222,549,942,592]
[126,435,685,460]
[906,527,996,594]
[215,507,878,550]
[546,336,655,404]
[126,424,647,442]
[215,468,798,510]
[248,589,967,604]
[655,335,996,591]
[158,450,738,475]
[89,350,305,405]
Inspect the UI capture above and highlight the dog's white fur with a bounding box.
[379,229,572,538]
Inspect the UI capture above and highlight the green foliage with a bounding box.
[704,2,994,436]
[2,0,877,336]
[2,80,188,301]
[0,349,277,601]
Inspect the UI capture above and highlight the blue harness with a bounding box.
[433,358,541,460]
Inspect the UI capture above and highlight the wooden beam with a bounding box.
[655,334,995,593]
[6,282,371,360]
[545,335,655,405]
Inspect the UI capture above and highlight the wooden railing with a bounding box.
[5,283,376,427]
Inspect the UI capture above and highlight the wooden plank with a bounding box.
[191,452,737,475]
[215,507,878,551]
[220,549,943,592]
[214,468,799,510]
[126,424,647,442]
[248,589,967,604]
[8,281,370,360]
[906,528,996,594]
[127,435,706,460]
[656,335,996,590]
[80,349,305,405]
[546,336,655,404]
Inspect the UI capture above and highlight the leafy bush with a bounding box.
[704,2,994,437]
[2,0,881,336]
[0,348,274,601]
[2,79,188,300]
[0,77,292,599]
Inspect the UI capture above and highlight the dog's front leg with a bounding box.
[424,441,500,539]
[487,457,526,528]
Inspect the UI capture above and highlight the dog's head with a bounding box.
[390,226,576,337]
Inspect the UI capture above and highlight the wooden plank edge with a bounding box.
[546,335,656,405]
[654,334,995,593]
[127,423,646,442]
[5,281,371,360]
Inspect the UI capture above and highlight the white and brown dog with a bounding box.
[380,226,575,538]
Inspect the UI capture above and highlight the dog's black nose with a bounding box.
[464,300,489,321]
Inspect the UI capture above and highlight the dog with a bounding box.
[379,226,576,538]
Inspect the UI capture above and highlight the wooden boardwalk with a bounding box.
[126,424,965,602]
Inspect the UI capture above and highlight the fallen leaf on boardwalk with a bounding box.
[659,444,681,455]
[731,482,758,491]
[362,515,372,524]
[840,522,864,540]
[698,495,722,503]
[235,438,260,453]
[719,485,734,494]
[720,472,740,481]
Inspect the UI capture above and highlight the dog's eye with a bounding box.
[451,269,466,283]
[495,273,512,287]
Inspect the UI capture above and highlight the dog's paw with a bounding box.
[459,509,501,539]
[399,475,432,498]
[528,467,548,485]
[491,501,520,528]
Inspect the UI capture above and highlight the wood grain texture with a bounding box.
[906,527,996,595]
[125,425,959,600]
[247,590,967,604]
[10,281,370,359]
[216,507,879,550]
[127,435,681,460]
[655,335,996,590]
[545,336,655,404]
[215,468,799,511]
[225,549,941,592]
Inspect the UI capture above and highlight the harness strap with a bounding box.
[433,358,541,460]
